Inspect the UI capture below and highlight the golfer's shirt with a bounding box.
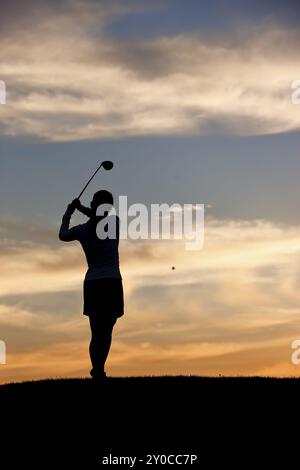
[59,208,122,281]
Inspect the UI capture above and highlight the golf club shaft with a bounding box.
[77,163,103,199]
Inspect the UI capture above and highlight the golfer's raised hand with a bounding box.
[72,198,81,209]
[67,200,77,214]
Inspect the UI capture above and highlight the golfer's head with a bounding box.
[90,190,114,211]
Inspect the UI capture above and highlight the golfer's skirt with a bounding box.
[83,278,124,317]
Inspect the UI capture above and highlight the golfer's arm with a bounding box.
[77,202,93,218]
[59,210,78,241]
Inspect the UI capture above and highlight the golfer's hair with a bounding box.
[93,190,114,208]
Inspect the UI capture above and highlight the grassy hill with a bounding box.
[1,376,299,465]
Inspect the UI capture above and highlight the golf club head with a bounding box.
[102,160,114,171]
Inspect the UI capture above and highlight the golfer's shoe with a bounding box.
[90,369,108,382]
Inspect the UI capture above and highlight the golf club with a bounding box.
[77,160,114,199]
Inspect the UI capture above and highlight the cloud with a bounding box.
[0,239,85,296]
[0,1,300,141]
[0,216,57,243]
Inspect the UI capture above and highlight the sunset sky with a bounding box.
[0,0,300,383]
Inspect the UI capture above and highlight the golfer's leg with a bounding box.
[98,326,113,371]
[89,315,116,377]
[89,315,100,375]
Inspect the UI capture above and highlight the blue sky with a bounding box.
[1,131,300,227]
[0,0,299,230]
[106,0,300,38]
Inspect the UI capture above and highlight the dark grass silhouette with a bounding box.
[1,375,299,466]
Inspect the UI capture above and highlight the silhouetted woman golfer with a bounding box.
[59,190,124,381]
